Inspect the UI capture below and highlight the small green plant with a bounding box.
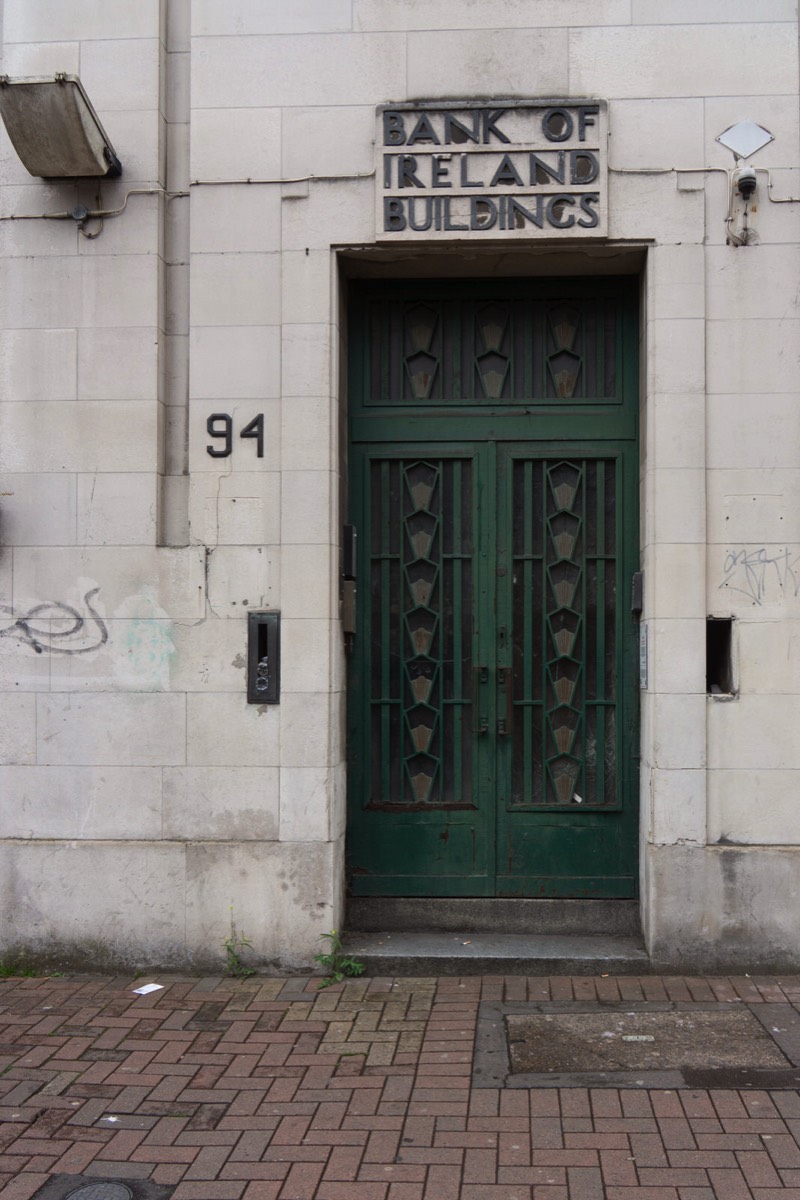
[222,926,255,979]
[314,930,365,989]
[0,960,37,979]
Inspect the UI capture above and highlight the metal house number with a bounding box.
[206,412,264,457]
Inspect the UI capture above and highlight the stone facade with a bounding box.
[0,0,799,971]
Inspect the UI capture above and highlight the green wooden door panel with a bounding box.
[346,444,498,896]
[347,279,639,898]
[499,816,636,898]
[350,820,490,896]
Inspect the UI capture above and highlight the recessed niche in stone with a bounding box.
[707,616,734,695]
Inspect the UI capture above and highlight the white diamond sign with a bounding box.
[716,121,773,160]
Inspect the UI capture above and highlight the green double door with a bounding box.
[347,280,639,898]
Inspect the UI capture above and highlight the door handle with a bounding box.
[497,667,513,736]
[472,665,488,734]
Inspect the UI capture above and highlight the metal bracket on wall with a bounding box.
[342,524,357,646]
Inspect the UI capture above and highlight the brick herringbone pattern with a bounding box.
[2,973,800,1198]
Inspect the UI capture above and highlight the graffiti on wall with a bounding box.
[0,588,108,654]
[719,547,800,606]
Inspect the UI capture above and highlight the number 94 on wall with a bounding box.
[206,412,264,458]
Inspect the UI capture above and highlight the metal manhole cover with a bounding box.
[29,1177,174,1200]
[67,1188,133,1200]
[507,1008,788,1073]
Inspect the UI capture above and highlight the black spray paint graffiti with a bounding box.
[0,588,108,654]
[720,547,800,606]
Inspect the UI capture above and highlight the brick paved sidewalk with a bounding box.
[2,972,800,1200]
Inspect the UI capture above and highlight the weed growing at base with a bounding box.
[222,927,255,979]
[315,930,365,988]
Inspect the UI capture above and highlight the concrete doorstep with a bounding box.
[344,898,648,975]
[343,930,649,976]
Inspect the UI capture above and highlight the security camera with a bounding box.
[733,166,757,199]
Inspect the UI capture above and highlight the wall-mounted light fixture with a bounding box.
[0,74,122,178]
[732,165,757,200]
[716,120,772,246]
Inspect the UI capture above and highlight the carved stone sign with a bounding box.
[377,100,607,241]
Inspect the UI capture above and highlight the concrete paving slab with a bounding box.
[475,998,800,1091]
[509,1007,787,1070]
